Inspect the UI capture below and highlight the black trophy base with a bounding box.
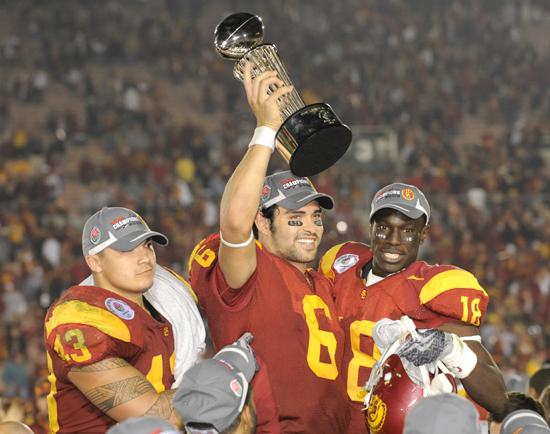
[277,103,352,177]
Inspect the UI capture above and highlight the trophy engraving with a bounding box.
[214,12,352,177]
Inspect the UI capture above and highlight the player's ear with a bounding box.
[419,224,429,244]
[254,212,271,236]
[85,254,103,273]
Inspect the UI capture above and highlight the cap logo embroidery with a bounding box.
[401,188,415,201]
[374,189,401,202]
[280,177,309,190]
[105,298,135,320]
[230,379,243,397]
[111,215,141,230]
[90,226,101,245]
[261,184,271,200]
[333,253,359,274]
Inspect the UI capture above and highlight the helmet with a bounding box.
[365,354,457,434]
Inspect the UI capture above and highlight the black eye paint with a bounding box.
[313,219,323,226]
[288,220,303,226]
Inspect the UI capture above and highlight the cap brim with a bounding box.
[370,204,425,221]
[111,231,169,252]
[278,192,334,210]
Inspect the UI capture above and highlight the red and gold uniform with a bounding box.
[189,233,348,434]
[44,286,175,434]
[319,242,489,434]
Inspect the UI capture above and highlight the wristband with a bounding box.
[220,231,254,249]
[441,334,478,379]
[248,126,276,152]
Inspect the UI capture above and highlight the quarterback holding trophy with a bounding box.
[214,12,352,177]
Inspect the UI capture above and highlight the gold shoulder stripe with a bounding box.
[419,269,487,304]
[45,300,131,342]
[320,242,348,281]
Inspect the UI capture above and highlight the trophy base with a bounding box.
[277,103,352,177]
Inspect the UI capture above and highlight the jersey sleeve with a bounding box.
[45,299,137,368]
[416,266,489,327]
[188,233,258,308]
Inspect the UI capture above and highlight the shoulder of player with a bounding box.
[408,262,487,303]
[319,241,371,279]
[44,287,136,343]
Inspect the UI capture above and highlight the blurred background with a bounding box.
[0,0,549,431]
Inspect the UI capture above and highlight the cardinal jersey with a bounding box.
[44,286,175,434]
[320,242,489,434]
[189,233,348,434]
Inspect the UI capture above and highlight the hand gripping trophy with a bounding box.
[214,12,352,177]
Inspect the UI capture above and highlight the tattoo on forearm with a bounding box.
[84,376,155,413]
[145,390,175,419]
[73,358,128,372]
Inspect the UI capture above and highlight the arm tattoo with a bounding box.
[84,376,155,413]
[72,358,128,372]
[145,389,176,419]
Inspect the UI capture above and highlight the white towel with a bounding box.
[80,266,206,388]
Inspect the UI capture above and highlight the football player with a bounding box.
[45,207,180,433]
[320,182,507,433]
[188,63,349,434]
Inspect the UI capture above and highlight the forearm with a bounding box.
[145,389,179,426]
[69,358,179,424]
[220,144,272,240]
[460,344,507,416]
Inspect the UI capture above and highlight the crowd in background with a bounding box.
[0,0,549,431]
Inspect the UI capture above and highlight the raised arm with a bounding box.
[67,357,179,425]
[218,62,292,288]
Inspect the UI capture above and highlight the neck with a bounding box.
[92,274,146,308]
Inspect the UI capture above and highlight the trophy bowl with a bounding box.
[214,13,352,177]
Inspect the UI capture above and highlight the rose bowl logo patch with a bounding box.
[105,298,135,320]
[333,253,359,274]
[230,379,243,398]
[261,184,271,200]
[90,226,101,245]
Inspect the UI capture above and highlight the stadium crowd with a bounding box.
[0,0,549,431]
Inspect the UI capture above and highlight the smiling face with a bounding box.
[256,201,324,272]
[369,208,428,277]
[85,239,157,304]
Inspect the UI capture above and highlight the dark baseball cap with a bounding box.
[82,207,168,256]
[403,394,482,434]
[106,416,179,434]
[501,410,550,434]
[173,333,258,434]
[259,170,334,211]
[370,182,430,223]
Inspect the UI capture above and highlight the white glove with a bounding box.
[372,318,408,352]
